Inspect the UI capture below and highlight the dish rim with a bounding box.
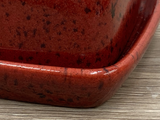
[0,0,160,77]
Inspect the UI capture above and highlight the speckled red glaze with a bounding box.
[0,0,154,68]
[0,0,159,108]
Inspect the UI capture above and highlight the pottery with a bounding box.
[0,0,159,108]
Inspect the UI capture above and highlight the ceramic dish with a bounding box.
[0,0,159,108]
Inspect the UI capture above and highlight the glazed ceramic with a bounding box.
[0,0,154,68]
[0,0,159,108]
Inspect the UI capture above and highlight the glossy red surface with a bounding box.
[0,0,155,68]
[0,0,159,108]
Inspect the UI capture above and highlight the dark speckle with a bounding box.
[43,14,50,17]
[88,93,91,97]
[77,58,83,65]
[19,43,23,49]
[26,56,33,61]
[96,1,100,5]
[57,32,61,35]
[130,54,135,60]
[98,81,104,90]
[81,29,85,35]
[14,79,18,86]
[84,7,91,14]
[41,43,46,48]
[95,57,101,63]
[37,93,46,98]
[4,74,8,81]
[56,53,60,57]
[21,1,26,6]
[86,62,91,67]
[106,35,108,39]
[73,43,80,48]
[111,46,114,53]
[16,30,21,36]
[110,0,118,18]
[33,29,37,37]
[18,56,23,60]
[26,15,31,20]
[24,31,28,37]
[46,20,51,25]
[59,98,65,101]
[73,28,78,32]
[73,20,76,24]
[61,20,66,25]
[45,90,53,94]
[46,59,50,64]
[67,98,73,102]
[5,13,9,17]
[101,40,105,46]
[103,67,109,73]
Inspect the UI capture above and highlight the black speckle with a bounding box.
[76,96,80,101]
[21,1,26,6]
[24,31,28,37]
[47,99,53,102]
[119,13,122,18]
[61,20,66,25]
[96,1,100,5]
[46,59,50,64]
[16,29,21,36]
[84,7,91,14]
[56,53,60,57]
[101,40,105,46]
[14,79,18,86]
[106,35,108,39]
[73,28,78,32]
[130,54,135,60]
[33,29,37,37]
[98,81,104,90]
[37,93,46,98]
[41,43,46,48]
[43,14,50,17]
[43,26,50,33]
[1,4,4,7]
[115,43,118,47]
[111,46,114,53]
[59,98,65,101]
[18,56,23,60]
[86,62,91,67]
[88,93,91,97]
[4,74,8,81]
[136,51,139,60]
[111,0,118,18]
[73,20,76,24]
[28,84,33,89]
[77,58,83,65]
[73,43,80,48]
[67,98,73,102]
[95,57,101,63]
[103,67,109,73]
[26,56,33,61]
[26,15,31,20]
[96,53,100,56]
[46,20,51,25]
[63,27,67,31]
[81,29,85,35]
[19,43,23,49]
[45,90,53,94]
[57,32,61,35]
[5,13,9,17]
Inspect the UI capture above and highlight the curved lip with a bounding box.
[0,0,160,77]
